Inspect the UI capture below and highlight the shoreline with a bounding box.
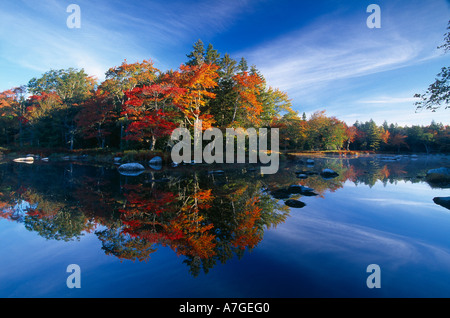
[1,147,448,167]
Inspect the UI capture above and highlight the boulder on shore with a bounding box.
[433,197,450,210]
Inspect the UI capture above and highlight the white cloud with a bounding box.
[236,0,450,125]
[359,97,419,104]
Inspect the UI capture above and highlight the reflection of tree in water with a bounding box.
[0,155,447,276]
[95,171,288,276]
[0,185,96,241]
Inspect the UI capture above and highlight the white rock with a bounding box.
[13,157,34,163]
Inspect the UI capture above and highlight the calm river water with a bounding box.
[0,154,449,297]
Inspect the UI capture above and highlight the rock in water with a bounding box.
[285,199,306,208]
[13,157,34,164]
[287,185,317,195]
[118,163,145,176]
[118,163,145,171]
[208,170,225,175]
[426,167,450,187]
[321,168,339,178]
[270,188,291,199]
[149,156,163,170]
[433,197,450,210]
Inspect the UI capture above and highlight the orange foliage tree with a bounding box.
[168,63,219,129]
[231,71,264,127]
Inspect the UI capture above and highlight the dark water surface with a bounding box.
[0,154,449,298]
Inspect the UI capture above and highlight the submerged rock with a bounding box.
[433,197,450,210]
[118,170,144,177]
[287,185,316,195]
[284,199,306,208]
[320,168,339,179]
[270,188,292,199]
[300,191,319,197]
[208,170,225,175]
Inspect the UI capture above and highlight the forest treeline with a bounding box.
[0,40,448,155]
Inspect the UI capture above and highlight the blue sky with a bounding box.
[0,0,449,126]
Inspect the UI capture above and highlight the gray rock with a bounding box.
[426,167,450,186]
[427,167,450,176]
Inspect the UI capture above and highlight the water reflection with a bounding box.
[0,154,448,276]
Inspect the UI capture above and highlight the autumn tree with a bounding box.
[26,68,97,149]
[75,90,117,149]
[100,59,160,149]
[306,111,347,150]
[122,83,182,150]
[344,124,358,151]
[0,88,26,145]
[169,63,219,129]
[231,71,264,127]
[24,92,65,147]
[389,133,408,153]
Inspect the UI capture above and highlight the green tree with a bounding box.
[186,39,205,66]
[204,43,221,65]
